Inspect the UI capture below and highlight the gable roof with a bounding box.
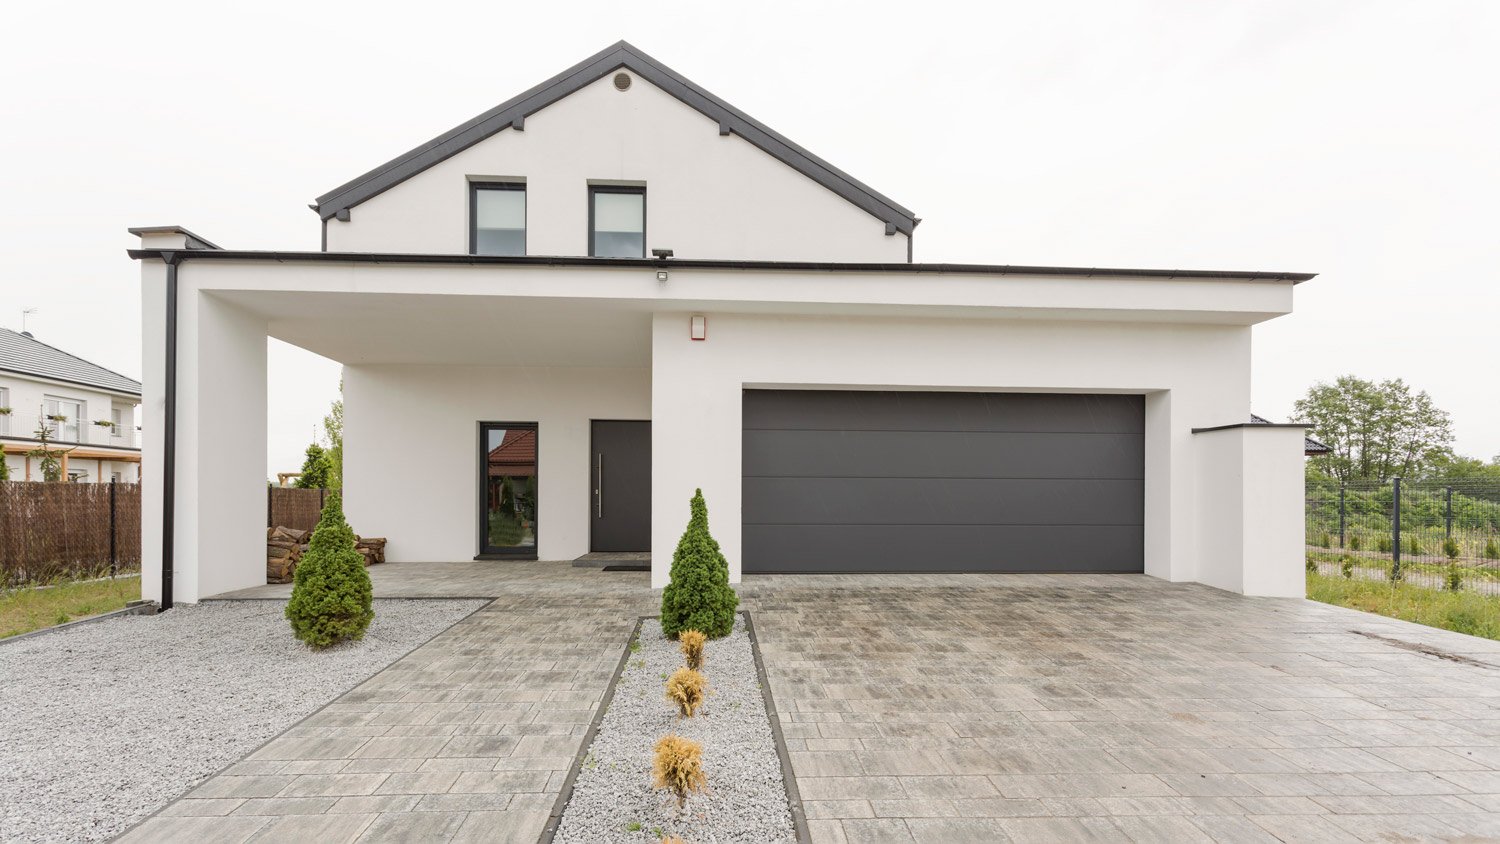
[0,328,142,397]
[312,41,919,235]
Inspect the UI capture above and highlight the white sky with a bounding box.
[1,0,1496,476]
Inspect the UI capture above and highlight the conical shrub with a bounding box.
[285,492,374,648]
[660,489,737,639]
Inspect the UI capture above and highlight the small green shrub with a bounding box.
[1377,535,1393,554]
[1349,534,1362,552]
[1341,555,1354,579]
[285,492,374,648]
[1487,538,1500,560]
[660,489,738,639]
[1446,563,1463,593]
[1318,532,1332,549]
[1443,536,1461,560]
[1407,535,1422,556]
[1305,556,1318,574]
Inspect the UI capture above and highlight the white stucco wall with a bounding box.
[324,72,909,262]
[343,364,650,563]
[649,312,1254,589]
[1193,425,1308,597]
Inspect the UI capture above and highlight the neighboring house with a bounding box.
[0,328,141,483]
[1250,413,1332,456]
[129,42,1314,606]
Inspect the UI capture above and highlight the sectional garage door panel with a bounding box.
[743,525,1145,574]
[742,390,1144,574]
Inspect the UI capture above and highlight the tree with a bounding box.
[1293,376,1453,483]
[322,383,343,489]
[295,443,331,489]
[660,489,738,639]
[285,491,373,647]
[27,411,73,482]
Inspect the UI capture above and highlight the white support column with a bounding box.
[1192,424,1308,597]
[176,288,268,601]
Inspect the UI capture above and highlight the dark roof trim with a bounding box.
[126,248,1316,283]
[1192,422,1312,434]
[311,41,920,235]
[126,225,222,251]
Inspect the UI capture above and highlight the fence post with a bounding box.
[109,478,117,579]
[1445,486,1453,539]
[1391,476,1402,581]
[1338,485,1346,548]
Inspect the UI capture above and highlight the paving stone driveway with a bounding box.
[124,564,1500,843]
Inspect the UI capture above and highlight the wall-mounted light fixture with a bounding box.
[690,315,707,341]
[657,270,669,282]
[653,248,673,283]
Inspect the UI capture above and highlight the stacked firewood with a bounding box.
[354,536,387,567]
[266,526,388,584]
[266,526,308,583]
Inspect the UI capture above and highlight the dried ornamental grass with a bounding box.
[665,666,707,718]
[679,629,707,671]
[651,734,707,808]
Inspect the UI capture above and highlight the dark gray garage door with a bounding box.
[742,390,1144,574]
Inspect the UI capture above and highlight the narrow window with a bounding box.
[589,186,645,258]
[470,183,526,256]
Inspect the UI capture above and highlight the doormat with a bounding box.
[601,564,650,572]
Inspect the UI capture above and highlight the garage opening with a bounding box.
[742,390,1144,574]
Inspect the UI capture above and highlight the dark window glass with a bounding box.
[481,424,537,554]
[590,187,645,258]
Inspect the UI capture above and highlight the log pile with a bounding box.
[354,536,387,567]
[266,526,308,584]
[266,526,388,584]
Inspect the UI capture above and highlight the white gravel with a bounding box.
[555,614,795,844]
[0,598,485,844]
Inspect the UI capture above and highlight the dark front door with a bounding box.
[591,420,651,552]
[742,390,1145,574]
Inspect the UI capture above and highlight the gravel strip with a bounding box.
[555,614,795,844]
[0,598,485,844]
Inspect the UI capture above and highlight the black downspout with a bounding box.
[161,253,180,611]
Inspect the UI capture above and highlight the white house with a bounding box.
[0,327,141,483]
[130,42,1312,607]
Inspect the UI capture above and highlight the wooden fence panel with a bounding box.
[0,481,142,587]
[269,487,335,533]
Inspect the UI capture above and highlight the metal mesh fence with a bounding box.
[1307,477,1500,595]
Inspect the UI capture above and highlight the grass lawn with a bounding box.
[1,575,141,640]
[1307,570,1500,641]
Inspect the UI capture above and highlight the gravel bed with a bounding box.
[0,598,485,844]
[555,613,795,844]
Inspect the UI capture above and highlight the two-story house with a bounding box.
[130,41,1313,606]
[0,328,141,483]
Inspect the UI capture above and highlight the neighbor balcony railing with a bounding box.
[0,410,140,449]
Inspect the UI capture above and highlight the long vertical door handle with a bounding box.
[595,454,603,518]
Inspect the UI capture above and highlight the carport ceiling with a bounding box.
[213,291,653,366]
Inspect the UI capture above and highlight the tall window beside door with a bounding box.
[589,186,645,258]
[470,183,526,256]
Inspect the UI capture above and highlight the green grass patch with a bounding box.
[1305,549,1500,582]
[1,575,141,639]
[1307,571,1500,641]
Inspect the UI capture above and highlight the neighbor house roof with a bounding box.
[311,41,920,235]
[0,328,142,397]
[1250,414,1330,456]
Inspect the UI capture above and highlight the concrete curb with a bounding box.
[1,599,157,646]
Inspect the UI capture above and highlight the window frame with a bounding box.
[468,182,528,257]
[588,185,647,258]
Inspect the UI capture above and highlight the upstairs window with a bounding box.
[590,186,645,258]
[471,183,526,256]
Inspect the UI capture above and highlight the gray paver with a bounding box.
[128,561,1500,840]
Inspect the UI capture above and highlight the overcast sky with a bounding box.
[1,1,1496,475]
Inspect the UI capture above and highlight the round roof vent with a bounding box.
[613,72,632,91]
